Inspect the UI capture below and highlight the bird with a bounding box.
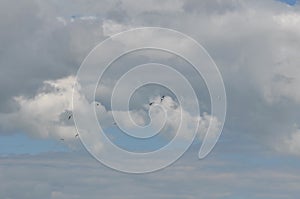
[60,138,64,141]
[68,114,72,120]
[96,103,100,106]
[149,102,154,106]
[160,96,165,102]
[75,133,79,138]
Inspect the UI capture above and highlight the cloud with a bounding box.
[102,20,134,37]
[0,76,77,142]
[0,151,300,199]
[0,0,300,155]
[0,0,106,112]
[143,96,221,141]
[276,127,300,155]
[0,75,220,151]
[2,1,300,198]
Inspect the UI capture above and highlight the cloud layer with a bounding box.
[1,151,300,199]
[0,0,300,155]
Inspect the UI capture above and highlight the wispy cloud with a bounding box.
[0,151,299,199]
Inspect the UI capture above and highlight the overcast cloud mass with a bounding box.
[1,0,300,198]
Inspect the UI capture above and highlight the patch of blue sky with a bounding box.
[278,0,297,5]
[105,127,170,152]
[0,133,69,155]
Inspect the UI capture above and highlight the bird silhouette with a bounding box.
[160,96,165,102]
[75,133,79,138]
[68,114,72,120]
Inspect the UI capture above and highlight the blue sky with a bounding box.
[280,0,298,5]
[1,0,300,198]
[0,133,69,155]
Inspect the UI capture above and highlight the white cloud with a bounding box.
[56,17,67,26]
[277,128,300,155]
[102,20,134,37]
[0,74,220,150]
[145,96,221,141]
[273,13,300,28]
[0,76,77,141]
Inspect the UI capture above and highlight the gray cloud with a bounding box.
[0,151,300,199]
[0,0,300,155]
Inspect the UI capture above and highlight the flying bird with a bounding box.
[68,114,72,120]
[160,96,165,102]
[75,133,79,138]
[149,102,154,106]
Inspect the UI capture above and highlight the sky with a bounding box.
[280,0,298,6]
[0,0,300,198]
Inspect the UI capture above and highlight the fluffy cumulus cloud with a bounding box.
[0,75,219,150]
[145,96,221,141]
[0,76,78,146]
[0,0,300,156]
